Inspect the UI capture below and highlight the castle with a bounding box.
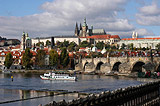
[75,18,106,37]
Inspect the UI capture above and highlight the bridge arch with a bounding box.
[156,64,160,72]
[131,61,145,73]
[83,62,89,70]
[96,61,104,70]
[112,62,122,72]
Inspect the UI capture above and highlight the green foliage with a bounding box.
[128,43,134,50]
[130,43,134,50]
[121,43,126,50]
[36,42,44,46]
[22,48,33,69]
[96,41,104,50]
[68,41,77,52]
[49,49,58,66]
[79,41,91,48]
[63,40,69,47]
[156,43,160,50]
[36,50,46,67]
[4,52,13,69]
[105,44,111,51]
[60,48,69,68]
[46,40,51,46]
[56,41,63,48]
[111,45,117,50]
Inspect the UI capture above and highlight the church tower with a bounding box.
[75,22,79,36]
[82,17,88,37]
[21,32,26,50]
[132,31,138,38]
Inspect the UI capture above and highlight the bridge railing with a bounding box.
[44,81,160,106]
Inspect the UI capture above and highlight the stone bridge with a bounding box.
[75,56,160,74]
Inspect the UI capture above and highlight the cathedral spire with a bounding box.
[80,23,82,30]
[83,17,87,27]
[75,22,79,36]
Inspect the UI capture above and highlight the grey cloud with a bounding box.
[0,0,153,39]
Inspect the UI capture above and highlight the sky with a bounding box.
[0,0,160,39]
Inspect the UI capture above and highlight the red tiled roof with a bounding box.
[122,37,160,40]
[79,37,87,38]
[87,35,111,39]
[110,35,120,39]
[79,47,86,50]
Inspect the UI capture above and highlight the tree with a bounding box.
[130,43,134,50]
[56,41,63,48]
[60,47,69,68]
[68,41,77,52]
[36,50,46,67]
[79,41,91,48]
[156,43,160,50]
[96,41,104,50]
[22,48,33,69]
[4,52,13,69]
[121,43,126,50]
[49,49,58,67]
[63,40,69,47]
[36,42,44,46]
[46,40,51,47]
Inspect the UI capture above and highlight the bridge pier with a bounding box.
[100,63,111,74]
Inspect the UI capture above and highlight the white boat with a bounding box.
[2,69,12,74]
[40,72,77,81]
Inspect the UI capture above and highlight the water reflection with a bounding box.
[42,80,76,84]
[0,89,52,103]
[0,89,86,106]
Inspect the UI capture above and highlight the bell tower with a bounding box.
[21,32,26,50]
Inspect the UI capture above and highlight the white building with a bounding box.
[118,32,160,49]
[31,36,81,48]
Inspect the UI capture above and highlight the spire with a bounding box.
[80,23,82,30]
[83,17,87,27]
[75,22,79,36]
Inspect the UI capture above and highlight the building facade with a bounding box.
[75,18,106,37]
[118,32,160,49]
[20,32,32,50]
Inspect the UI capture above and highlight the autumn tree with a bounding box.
[68,41,77,52]
[36,42,44,46]
[96,41,104,50]
[49,49,58,67]
[4,52,13,69]
[60,47,69,68]
[36,50,46,67]
[156,43,160,50]
[22,48,33,69]
[46,40,51,47]
[79,41,91,48]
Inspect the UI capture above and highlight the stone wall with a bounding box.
[44,81,160,106]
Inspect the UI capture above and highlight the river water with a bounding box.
[0,73,145,106]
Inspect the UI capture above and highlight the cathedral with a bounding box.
[75,18,106,37]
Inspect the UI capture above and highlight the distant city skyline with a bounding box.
[0,0,160,39]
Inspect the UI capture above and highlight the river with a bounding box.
[0,72,144,106]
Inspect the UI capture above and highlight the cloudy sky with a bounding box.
[0,0,160,39]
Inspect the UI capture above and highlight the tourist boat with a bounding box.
[40,72,77,81]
